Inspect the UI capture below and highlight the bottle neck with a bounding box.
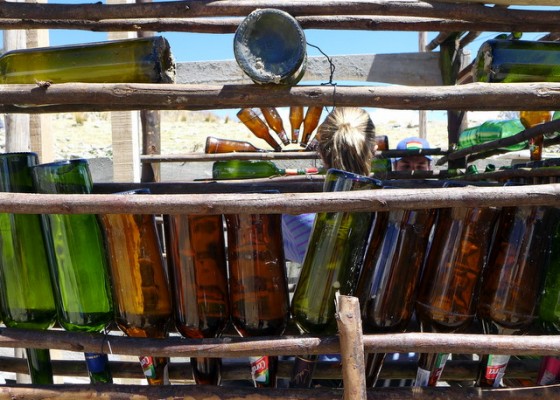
[282,167,321,176]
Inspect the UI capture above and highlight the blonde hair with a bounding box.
[317,107,376,176]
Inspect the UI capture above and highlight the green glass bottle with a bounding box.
[474,39,560,83]
[31,159,114,384]
[291,169,382,335]
[99,189,172,386]
[458,119,527,151]
[0,152,57,384]
[0,36,175,84]
[212,160,320,180]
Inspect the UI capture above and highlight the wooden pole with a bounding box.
[2,82,560,112]
[336,295,366,400]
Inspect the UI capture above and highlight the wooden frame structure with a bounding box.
[1,1,560,399]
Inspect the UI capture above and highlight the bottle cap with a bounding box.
[234,8,307,85]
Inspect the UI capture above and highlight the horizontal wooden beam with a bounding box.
[0,15,557,33]
[1,82,560,113]
[2,328,560,358]
[1,183,560,214]
[1,384,559,400]
[0,0,555,24]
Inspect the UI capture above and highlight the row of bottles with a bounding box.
[5,154,560,387]
[237,106,324,151]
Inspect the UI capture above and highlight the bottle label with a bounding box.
[414,367,430,387]
[139,355,157,378]
[284,167,319,176]
[484,354,510,386]
[250,356,270,385]
[537,356,560,385]
[429,353,450,385]
[85,352,108,374]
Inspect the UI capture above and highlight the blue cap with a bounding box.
[395,137,432,161]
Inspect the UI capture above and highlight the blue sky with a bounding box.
[1,1,557,122]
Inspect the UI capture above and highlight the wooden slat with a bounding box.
[3,82,560,113]
[431,0,559,5]
[1,183,560,215]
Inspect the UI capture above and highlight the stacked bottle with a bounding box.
[99,189,172,385]
[237,106,324,151]
[0,152,57,384]
[31,159,114,384]
[290,169,382,386]
[225,210,290,387]
[414,198,500,386]
[212,160,320,180]
[165,213,230,385]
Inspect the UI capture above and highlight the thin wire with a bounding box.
[307,41,337,111]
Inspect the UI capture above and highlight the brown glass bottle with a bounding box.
[414,207,499,386]
[164,214,229,385]
[224,213,289,387]
[520,111,551,162]
[100,209,172,386]
[356,208,436,387]
[289,106,304,143]
[261,107,290,145]
[204,136,266,154]
[477,205,558,387]
[300,106,323,147]
[237,108,282,151]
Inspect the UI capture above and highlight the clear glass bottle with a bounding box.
[0,36,175,84]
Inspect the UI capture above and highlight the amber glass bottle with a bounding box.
[261,107,290,145]
[204,137,266,154]
[225,212,289,387]
[99,190,172,386]
[300,106,323,147]
[237,108,282,151]
[414,206,499,386]
[289,106,304,143]
[165,214,230,385]
[356,208,436,386]
[520,111,551,162]
[477,205,558,387]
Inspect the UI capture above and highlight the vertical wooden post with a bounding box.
[440,33,467,169]
[336,294,366,400]
[418,32,428,140]
[3,2,30,153]
[27,0,55,163]
[107,0,140,183]
[137,0,161,183]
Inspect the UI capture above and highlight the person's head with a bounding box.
[316,107,376,176]
[393,137,432,171]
